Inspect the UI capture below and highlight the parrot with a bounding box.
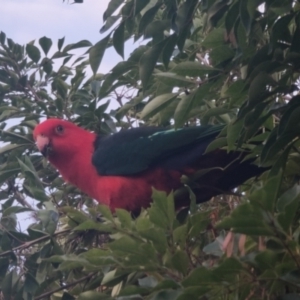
[33,118,263,213]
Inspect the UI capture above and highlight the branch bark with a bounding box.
[0,228,71,257]
[34,272,97,300]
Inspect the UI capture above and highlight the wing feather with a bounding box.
[92,124,224,175]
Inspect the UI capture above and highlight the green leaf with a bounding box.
[225,1,239,33]
[162,33,178,68]
[248,172,282,213]
[61,207,89,224]
[138,3,162,35]
[203,107,232,119]
[78,291,111,300]
[277,184,300,213]
[0,258,9,281]
[248,72,277,104]
[202,27,224,48]
[103,0,123,21]
[227,119,243,151]
[18,156,43,186]
[261,130,294,164]
[115,209,132,229]
[1,232,12,251]
[177,287,210,300]
[182,267,214,287]
[173,61,218,77]
[24,273,39,294]
[240,0,252,35]
[73,220,113,232]
[99,60,136,96]
[26,44,41,63]
[174,83,212,127]
[3,206,32,216]
[100,15,120,34]
[39,36,52,55]
[189,211,211,238]
[148,190,175,230]
[141,93,178,119]
[173,224,187,248]
[24,184,48,202]
[139,39,167,90]
[0,31,6,44]
[144,20,170,40]
[0,143,28,155]
[37,209,58,235]
[2,270,19,299]
[171,250,189,275]
[109,235,139,254]
[154,72,195,87]
[270,13,294,50]
[213,257,243,281]
[138,228,168,254]
[0,168,20,185]
[255,250,280,270]
[113,21,125,58]
[58,36,65,51]
[0,109,20,122]
[80,248,115,266]
[1,127,30,142]
[63,40,92,52]
[133,211,152,232]
[41,57,53,75]
[92,208,112,226]
[175,0,198,51]
[279,104,300,137]
[280,270,300,286]
[205,137,227,153]
[151,290,182,300]
[217,203,274,236]
[118,285,150,297]
[277,185,300,231]
[89,34,111,74]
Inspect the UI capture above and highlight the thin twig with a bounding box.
[0,228,71,257]
[14,191,34,209]
[26,84,43,103]
[34,272,97,300]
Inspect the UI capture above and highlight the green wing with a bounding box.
[92,124,225,176]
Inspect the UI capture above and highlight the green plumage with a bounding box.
[92,124,225,176]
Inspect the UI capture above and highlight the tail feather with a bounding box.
[174,149,265,208]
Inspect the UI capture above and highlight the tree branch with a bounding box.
[0,228,71,257]
[34,272,97,300]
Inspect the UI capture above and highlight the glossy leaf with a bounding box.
[26,44,41,63]
[89,34,111,74]
[103,0,123,21]
[63,40,92,52]
[113,21,125,58]
[139,39,167,89]
[39,36,52,55]
[141,93,177,119]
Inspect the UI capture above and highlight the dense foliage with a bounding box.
[1,0,300,299]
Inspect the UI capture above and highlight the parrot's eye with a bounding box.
[55,125,64,134]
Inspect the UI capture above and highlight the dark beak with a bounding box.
[41,144,53,157]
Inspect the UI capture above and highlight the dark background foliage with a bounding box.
[1,0,300,299]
